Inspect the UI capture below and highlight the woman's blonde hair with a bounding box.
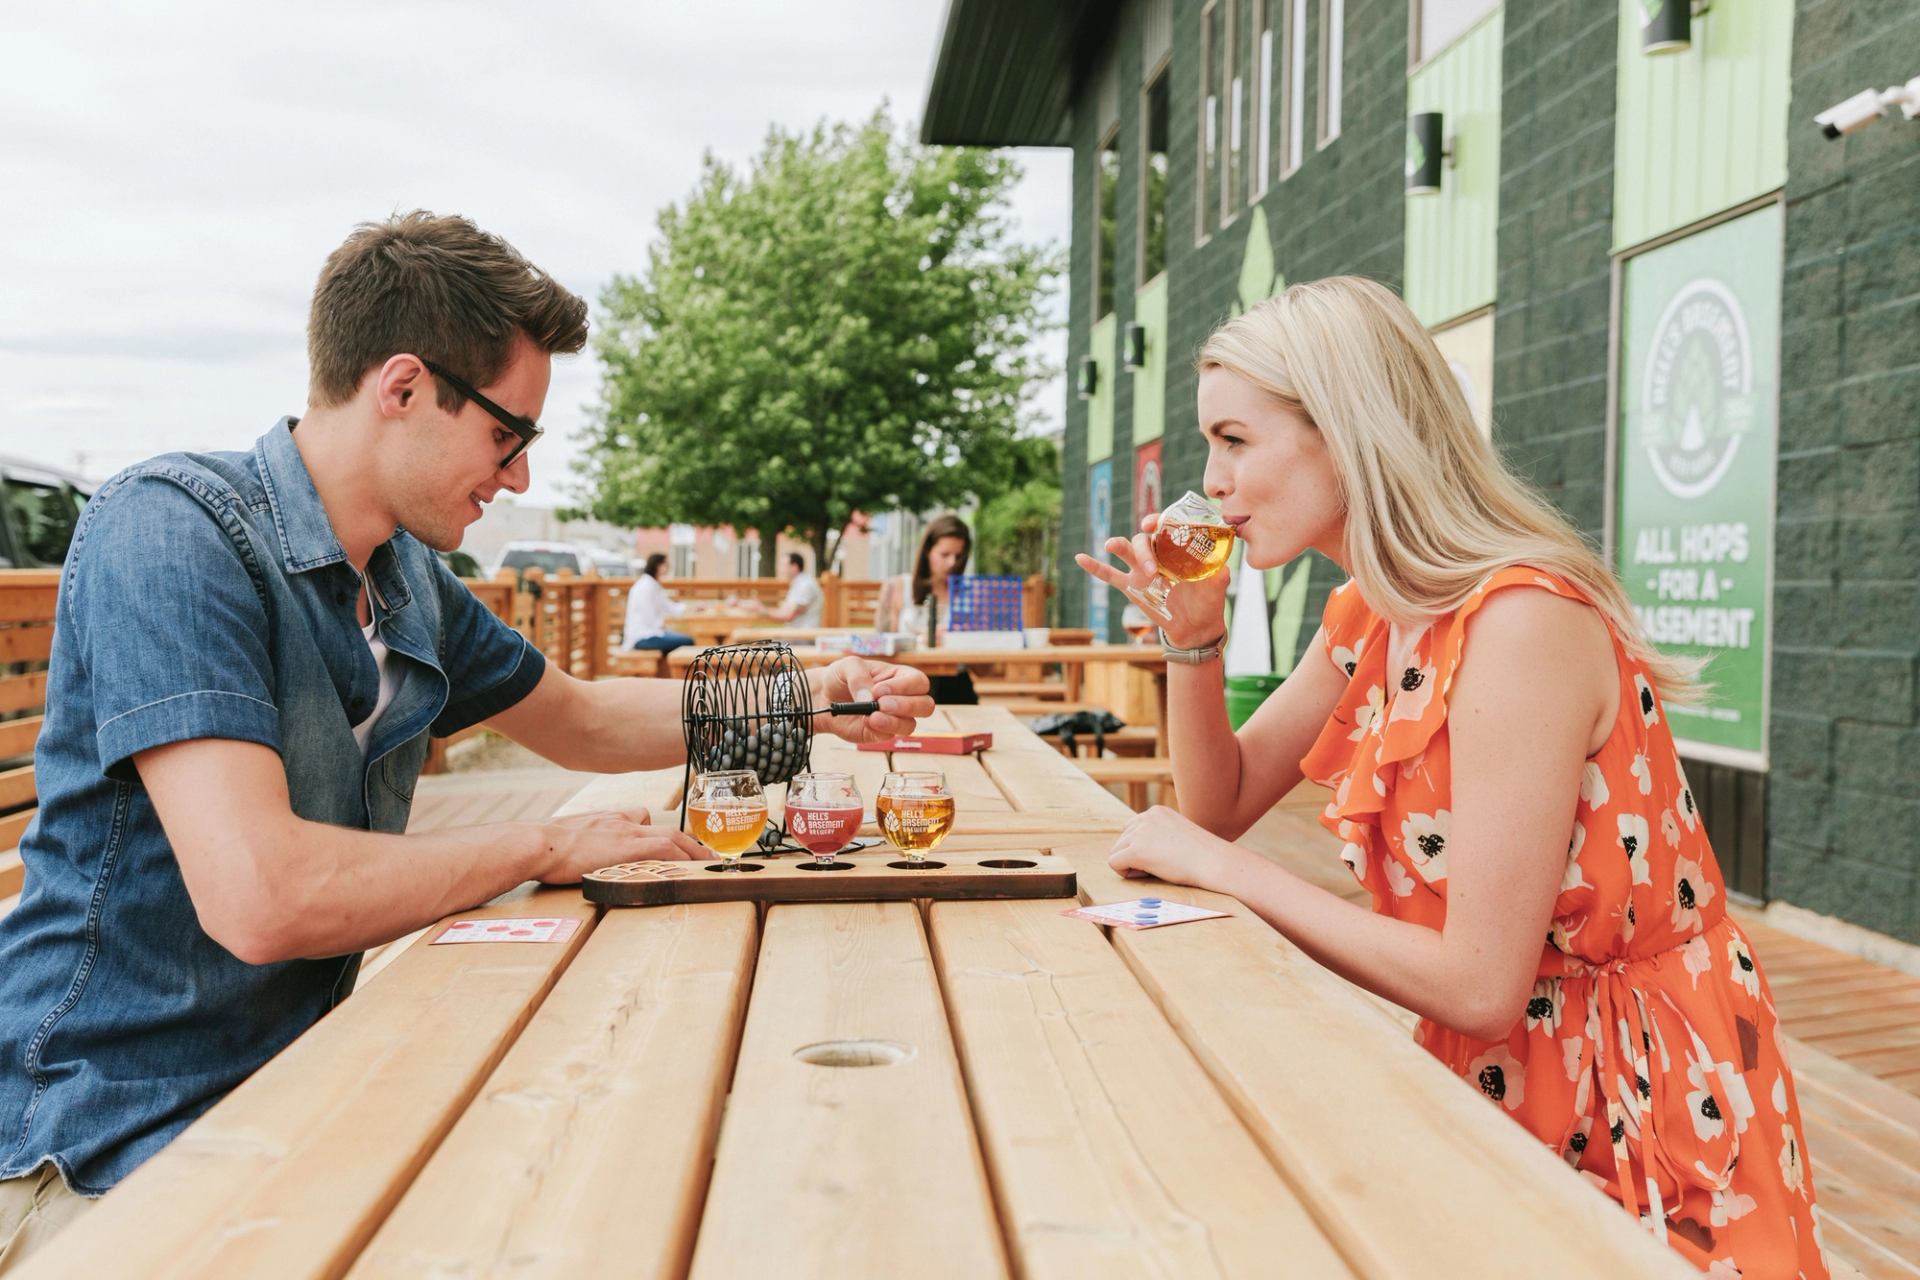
[1197,275,1702,702]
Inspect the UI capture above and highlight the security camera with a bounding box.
[1814,76,1920,138]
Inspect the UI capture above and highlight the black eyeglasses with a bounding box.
[421,359,543,468]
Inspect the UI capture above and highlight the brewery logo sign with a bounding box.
[1640,278,1754,499]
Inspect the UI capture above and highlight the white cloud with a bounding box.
[0,0,1069,509]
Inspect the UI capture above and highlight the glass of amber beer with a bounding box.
[686,770,768,871]
[876,771,956,869]
[1125,489,1236,622]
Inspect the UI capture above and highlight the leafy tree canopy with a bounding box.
[574,108,1061,572]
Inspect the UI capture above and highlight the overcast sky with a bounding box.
[0,0,1069,509]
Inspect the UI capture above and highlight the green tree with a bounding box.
[577,109,1060,574]
[973,433,1062,617]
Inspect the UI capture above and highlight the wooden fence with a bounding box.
[0,569,1055,797]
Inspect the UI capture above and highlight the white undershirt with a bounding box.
[354,592,402,756]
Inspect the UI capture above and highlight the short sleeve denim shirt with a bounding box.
[0,419,544,1194]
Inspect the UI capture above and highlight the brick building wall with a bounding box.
[1062,0,1408,643]
[1766,0,1920,941]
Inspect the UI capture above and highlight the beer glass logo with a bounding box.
[1641,278,1753,499]
[790,812,808,835]
[1168,524,1192,548]
[705,810,723,833]
[884,810,901,834]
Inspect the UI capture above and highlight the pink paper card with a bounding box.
[431,917,582,945]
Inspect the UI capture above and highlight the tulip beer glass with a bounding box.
[686,770,768,870]
[1125,490,1235,622]
[876,771,956,868]
[785,771,864,868]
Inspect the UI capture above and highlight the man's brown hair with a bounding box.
[307,210,589,410]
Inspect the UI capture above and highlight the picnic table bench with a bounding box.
[18,704,1692,1279]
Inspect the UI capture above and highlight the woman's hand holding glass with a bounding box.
[1073,512,1231,648]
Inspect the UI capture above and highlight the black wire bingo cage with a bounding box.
[679,642,875,854]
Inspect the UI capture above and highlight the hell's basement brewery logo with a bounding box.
[1641,278,1754,499]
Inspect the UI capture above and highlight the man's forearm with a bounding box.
[220,816,547,964]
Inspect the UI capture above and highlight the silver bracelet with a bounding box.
[1158,628,1227,664]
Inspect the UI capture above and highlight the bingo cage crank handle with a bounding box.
[815,701,882,717]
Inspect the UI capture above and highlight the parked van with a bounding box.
[0,456,95,569]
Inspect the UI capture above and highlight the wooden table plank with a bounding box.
[689,901,1008,1278]
[17,887,599,1280]
[931,897,1356,1277]
[1092,870,1699,1278]
[16,771,683,1279]
[943,705,1138,827]
[349,901,758,1279]
[922,748,1015,813]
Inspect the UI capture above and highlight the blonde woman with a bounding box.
[1078,277,1824,1277]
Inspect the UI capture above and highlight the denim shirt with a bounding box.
[0,419,544,1194]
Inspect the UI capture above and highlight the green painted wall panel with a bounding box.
[1612,0,1793,252]
[1133,274,1169,443]
[1087,313,1118,462]
[1404,11,1502,328]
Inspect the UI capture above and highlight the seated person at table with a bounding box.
[1078,277,1826,1278]
[877,515,976,704]
[623,554,695,653]
[0,210,932,1264]
[760,551,824,628]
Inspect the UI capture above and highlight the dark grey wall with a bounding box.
[1766,0,1920,942]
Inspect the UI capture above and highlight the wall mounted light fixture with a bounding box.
[1406,113,1455,195]
[1077,355,1099,400]
[1642,0,1710,55]
[1122,322,1147,369]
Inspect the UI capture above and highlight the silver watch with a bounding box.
[1158,628,1227,664]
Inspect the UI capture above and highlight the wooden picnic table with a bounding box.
[21,706,1693,1280]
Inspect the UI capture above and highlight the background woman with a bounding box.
[877,515,975,703]
[623,553,694,654]
[1077,277,1825,1277]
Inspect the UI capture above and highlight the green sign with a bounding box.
[1617,203,1779,766]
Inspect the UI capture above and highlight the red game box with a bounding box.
[854,731,994,755]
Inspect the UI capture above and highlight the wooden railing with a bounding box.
[1,571,57,871]
[0,569,1057,789]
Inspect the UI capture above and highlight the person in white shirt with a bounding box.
[752,551,824,627]
[623,554,695,652]
[781,553,826,626]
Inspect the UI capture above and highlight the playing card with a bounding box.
[430,917,583,945]
[1060,897,1230,930]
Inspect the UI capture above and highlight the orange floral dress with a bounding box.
[1299,567,1827,1278]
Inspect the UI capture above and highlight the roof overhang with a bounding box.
[919,0,1108,147]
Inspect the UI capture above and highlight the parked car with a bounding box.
[491,540,593,581]
[0,455,95,569]
[584,548,633,578]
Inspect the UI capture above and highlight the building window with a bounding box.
[1285,0,1307,174]
[1199,0,1223,240]
[1227,0,1247,211]
[669,523,696,579]
[1318,0,1343,145]
[1141,64,1170,283]
[733,534,759,578]
[1411,0,1499,65]
[1254,0,1274,194]
[1095,128,1121,320]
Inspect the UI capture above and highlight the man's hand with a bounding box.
[524,806,707,884]
[809,657,934,743]
[1106,805,1248,887]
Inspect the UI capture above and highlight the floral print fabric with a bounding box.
[1300,568,1827,1278]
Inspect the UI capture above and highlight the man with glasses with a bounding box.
[0,211,932,1264]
